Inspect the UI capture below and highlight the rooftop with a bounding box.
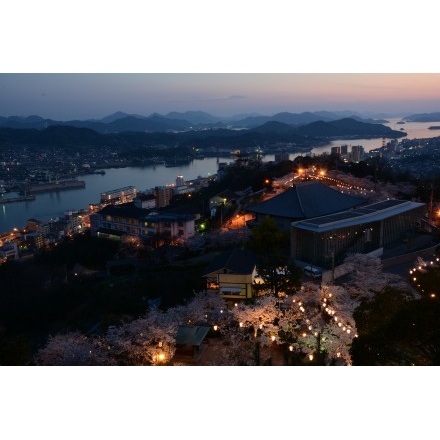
[246,181,366,220]
[202,247,257,276]
[293,199,426,233]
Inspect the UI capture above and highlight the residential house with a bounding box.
[202,248,258,303]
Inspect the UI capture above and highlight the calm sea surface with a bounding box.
[1,118,439,234]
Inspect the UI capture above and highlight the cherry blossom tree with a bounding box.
[293,253,419,365]
[227,295,280,365]
[35,254,414,366]
[342,253,415,301]
[105,306,178,365]
[118,234,145,258]
[34,332,114,366]
[167,290,229,328]
[294,285,357,365]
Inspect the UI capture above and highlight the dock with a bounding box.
[0,195,36,203]
[27,180,86,193]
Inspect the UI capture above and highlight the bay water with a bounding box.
[1,118,438,234]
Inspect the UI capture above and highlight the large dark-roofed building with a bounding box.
[244,181,426,273]
[246,181,367,231]
[291,198,426,268]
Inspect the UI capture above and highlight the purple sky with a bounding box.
[1,73,440,120]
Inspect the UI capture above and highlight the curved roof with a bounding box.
[246,181,366,220]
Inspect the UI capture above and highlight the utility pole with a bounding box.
[429,183,434,219]
[331,248,335,286]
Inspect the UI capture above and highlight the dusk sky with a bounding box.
[1,73,440,121]
[2,1,437,424]
[2,3,438,122]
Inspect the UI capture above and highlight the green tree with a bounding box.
[350,286,421,365]
[246,216,300,296]
[254,263,302,297]
[246,215,289,261]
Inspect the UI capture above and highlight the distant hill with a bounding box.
[107,114,191,132]
[224,111,386,128]
[165,111,219,125]
[0,110,402,134]
[0,113,193,133]
[295,118,405,138]
[0,117,406,151]
[403,112,440,122]
[225,111,329,128]
[99,111,145,123]
[249,120,299,135]
[345,115,389,124]
[0,125,114,148]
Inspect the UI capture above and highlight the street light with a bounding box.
[153,341,166,365]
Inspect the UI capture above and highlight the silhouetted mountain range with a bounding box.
[295,118,402,138]
[0,117,405,150]
[403,112,440,122]
[0,110,393,133]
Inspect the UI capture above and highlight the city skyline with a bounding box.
[1,73,440,121]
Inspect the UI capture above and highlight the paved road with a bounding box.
[383,247,439,280]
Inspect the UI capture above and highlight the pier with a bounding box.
[27,179,86,193]
[0,195,36,203]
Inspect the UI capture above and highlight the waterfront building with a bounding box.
[23,232,45,250]
[0,242,18,260]
[60,210,88,236]
[90,203,196,245]
[331,146,341,156]
[134,193,156,209]
[176,175,184,186]
[26,218,50,236]
[351,145,364,163]
[274,152,290,163]
[100,186,137,205]
[155,186,174,208]
[173,185,195,196]
[331,145,349,158]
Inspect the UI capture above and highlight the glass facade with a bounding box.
[292,204,425,269]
